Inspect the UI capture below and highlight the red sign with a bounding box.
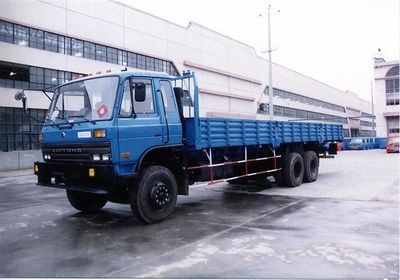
[97,105,108,118]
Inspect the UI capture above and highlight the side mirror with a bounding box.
[14,90,25,101]
[14,90,27,111]
[134,83,146,102]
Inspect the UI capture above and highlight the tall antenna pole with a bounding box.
[370,80,375,136]
[267,4,274,120]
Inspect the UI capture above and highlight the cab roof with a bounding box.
[61,70,174,86]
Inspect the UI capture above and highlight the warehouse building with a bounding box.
[373,58,399,137]
[0,0,374,170]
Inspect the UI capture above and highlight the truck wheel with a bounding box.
[303,151,319,182]
[66,190,107,213]
[130,165,178,224]
[283,152,304,187]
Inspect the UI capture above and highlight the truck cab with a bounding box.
[33,71,191,222]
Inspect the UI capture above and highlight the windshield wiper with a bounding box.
[68,115,96,124]
[54,116,69,124]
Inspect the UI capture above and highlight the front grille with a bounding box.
[42,142,111,162]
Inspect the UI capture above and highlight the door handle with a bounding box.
[154,133,162,137]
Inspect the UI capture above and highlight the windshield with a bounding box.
[45,76,119,125]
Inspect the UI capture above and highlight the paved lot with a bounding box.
[0,150,398,278]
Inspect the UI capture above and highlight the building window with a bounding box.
[137,55,146,69]
[127,52,136,68]
[265,86,346,113]
[146,57,155,71]
[0,20,13,43]
[387,116,400,135]
[95,44,107,62]
[386,65,399,77]
[29,66,44,89]
[14,25,29,46]
[385,65,399,106]
[44,32,58,53]
[386,79,399,93]
[65,37,72,55]
[57,35,65,54]
[106,47,118,64]
[29,28,44,49]
[0,61,15,88]
[258,104,347,124]
[155,59,163,72]
[44,69,59,89]
[0,61,85,90]
[83,41,96,60]
[71,38,83,57]
[118,50,127,66]
[0,107,46,152]
[0,61,29,89]
[0,19,180,76]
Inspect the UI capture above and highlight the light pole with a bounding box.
[370,80,375,136]
[267,5,274,119]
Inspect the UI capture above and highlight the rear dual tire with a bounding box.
[302,151,319,183]
[283,153,304,187]
[282,151,319,187]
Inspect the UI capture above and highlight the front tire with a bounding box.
[66,190,107,213]
[283,152,304,187]
[130,165,178,224]
[303,151,319,182]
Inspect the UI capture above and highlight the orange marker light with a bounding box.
[93,129,106,138]
[120,152,131,158]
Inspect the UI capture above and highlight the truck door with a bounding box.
[155,79,183,145]
[117,77,164,168]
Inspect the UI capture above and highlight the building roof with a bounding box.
[374,60,400,68]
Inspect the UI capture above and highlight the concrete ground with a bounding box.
[0,150,398,278]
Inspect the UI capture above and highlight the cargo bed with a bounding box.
[186,117,343,150]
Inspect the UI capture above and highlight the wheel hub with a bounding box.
[150,181,170,209]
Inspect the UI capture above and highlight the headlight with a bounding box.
[44,154,51,160]
[92,154,101,161]
[101,154,110,161]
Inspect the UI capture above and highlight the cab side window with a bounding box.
[160,80,176,112]
[134,79,154,114]
[120,78,154,117]
[120,81,132,117]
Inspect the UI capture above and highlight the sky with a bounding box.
[117,0,399,101]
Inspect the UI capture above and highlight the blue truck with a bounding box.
[15,70,342,223]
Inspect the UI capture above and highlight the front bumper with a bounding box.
[34,161,118,194]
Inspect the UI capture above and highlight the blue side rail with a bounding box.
[186,117,343,150]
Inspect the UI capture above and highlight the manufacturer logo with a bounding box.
[51,148,83,153]
[61,132,66,139]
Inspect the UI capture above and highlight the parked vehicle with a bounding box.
[386,134,399,153]
[16,71,342,223]
[349,138,364,150]
[345,137,386,151]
